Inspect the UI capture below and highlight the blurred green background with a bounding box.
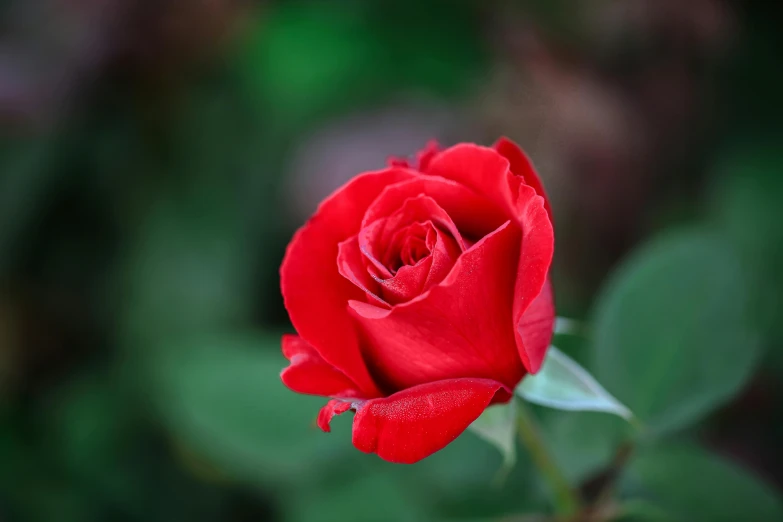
[1,1,782,521]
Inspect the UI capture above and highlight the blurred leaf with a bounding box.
[400,431,545,519]
[290,470,429,522]
[534,334,641,486]
[614,499,681,522]
[708,145,783,371]
[621,443,783,522]
[376,0,485,97]
[0,137,58,273]
[235,1,485,126]
[591,229,760,436]
[121,194,254,344]
[152,331,350,486]
[0,419,101,522]
[35,369,234,522]
[118,80,281,349]
[709,147,783,257]
[518,346,631,419]
[236,3,382,122]
[468,400,517,468]
[554,317,587,337]
[37,372,143,519]
[41,372,132,480]
[541,411,628,485]
[172,439,231,485]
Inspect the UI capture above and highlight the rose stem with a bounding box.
[516,400,582,517]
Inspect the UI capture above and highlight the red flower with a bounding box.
[280,138,555,463]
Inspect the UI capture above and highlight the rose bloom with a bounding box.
[280,138,555,463]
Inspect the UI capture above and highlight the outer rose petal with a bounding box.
[494,137,553,221]
[415,140,441,171]
[352,378,509,464]
[512,187,555,373]
[425,144,518,220]
[281,168,416,397]
[424,143,555,373]
[349,221,525,392]
[281,335,363,398]
[386,140,440,171]
[317,399,353,432]
[516,279,555,375]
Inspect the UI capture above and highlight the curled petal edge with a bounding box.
[317,378,510,464]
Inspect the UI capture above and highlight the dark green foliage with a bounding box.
[0,1,781,521]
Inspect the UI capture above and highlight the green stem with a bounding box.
[516,400,582,518]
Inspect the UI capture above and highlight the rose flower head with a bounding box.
[280,138,555,463]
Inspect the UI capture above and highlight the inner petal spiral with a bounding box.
[337,195,466,306]
[383,222,435,273]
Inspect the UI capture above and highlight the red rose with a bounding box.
[280,138,555,463]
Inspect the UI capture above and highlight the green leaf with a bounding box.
[413,432,546,518]
[0,420,103,522]
[554,317,586,337]
[708,146,783,372]
[468,400,517,468]
[151,331,350,486]
[517,346,631,419]
[234,1,486,125]
[592,229,760,436]
[235,3,381,122]
[614,499,681,522]
[120,194,254,345]
[621,443,783,522]
[289,471,429,522]
[541,411,628,485]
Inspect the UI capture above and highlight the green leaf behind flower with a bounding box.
[517,346,632,420]
[591,229,761,436]
[621,443,783,522]
[468,400,517,468]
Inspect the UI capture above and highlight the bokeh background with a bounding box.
[1,1,782,521]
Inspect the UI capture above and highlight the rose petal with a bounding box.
[398,229,431,267]
[352,378,509,463]
[362,175,506,241]
[376,224,462,304]
[378,255,432,304]
[424,144,518,220]
[317,399,354,432]
[516,279,555,374]
[349,195,466,305]
[512,187,555,373]
[281,335,364,398]
[416,140,441,171]
[420,225,462,289]
[383,195,466,250]
[349,221,526,392]
[425,143,555,374]
[361,195,467,261]
[383,222,430,271]
[281,168,416,398]
[494,137,554,221]
[387,156,410,168]
[336,237,389,307]
[386,140,440,171]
